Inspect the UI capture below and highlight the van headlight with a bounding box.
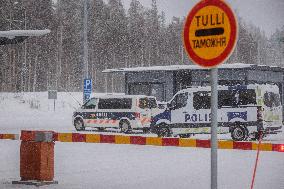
[73,112,78,117]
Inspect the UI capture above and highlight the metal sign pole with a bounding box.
[83,0,89,104]
[54,99,56,112]
[211,67,218,189]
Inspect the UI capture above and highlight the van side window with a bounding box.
[84,98,97,109]
[98,98,132,109]
[193,92,211,109]
[218,90,256,107]
[238,90,256,105]
[170,93,188,110]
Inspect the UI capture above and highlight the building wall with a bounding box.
[126,71,174,101]
[125,68,284,104]
[247,70,283,83]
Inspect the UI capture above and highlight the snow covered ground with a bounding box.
[0,140,284,189]
[0,92,284,189]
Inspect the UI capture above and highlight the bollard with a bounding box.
[12,130,58,186]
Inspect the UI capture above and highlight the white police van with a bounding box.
[73,95,159,133]
[150,84,283,141]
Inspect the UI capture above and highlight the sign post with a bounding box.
[83,0,89,104]
[210,67,218,189]
[84,79,92,103]
[48,90,57,112]
[183,0,238,188]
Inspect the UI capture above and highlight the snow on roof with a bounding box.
[102,63,254,73]
[0,29,50,39]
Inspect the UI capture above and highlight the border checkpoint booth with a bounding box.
[103,63,284,119]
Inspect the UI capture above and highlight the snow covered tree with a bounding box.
[55,0,83,91]
[127,0,145,67]
[144,0,159,66]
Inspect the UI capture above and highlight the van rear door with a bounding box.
[263,91,282,126]
[81,98,98,127]
[137,97,158,126]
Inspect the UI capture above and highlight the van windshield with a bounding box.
[264,92,281,107]
[139,98,157,109]
[83,98,97,109]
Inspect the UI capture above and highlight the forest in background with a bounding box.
[0,0,284,93]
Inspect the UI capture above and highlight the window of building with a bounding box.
[129,83,165,101]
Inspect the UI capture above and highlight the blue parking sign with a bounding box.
[84,79,92,102]
[84,79,92,91]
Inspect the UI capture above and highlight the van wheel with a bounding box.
[231,126,248,141]
[74,118,85,131]
[157,124,172,138]
[120,120,131,134]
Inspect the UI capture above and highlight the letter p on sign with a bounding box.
[84,79,92,91]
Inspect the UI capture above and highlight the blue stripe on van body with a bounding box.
[151,110,171,126]
[227,111,248,121]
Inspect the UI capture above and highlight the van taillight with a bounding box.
[257,107,263,121]
[136,99,139,107]
[134,112,141,118]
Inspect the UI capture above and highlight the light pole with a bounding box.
[83,0,90,103]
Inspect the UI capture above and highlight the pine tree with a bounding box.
[56,0,83,91]
[144,0,159,66]
[128,0,145,67]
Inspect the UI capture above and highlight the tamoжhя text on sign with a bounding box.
[192,13,227,49]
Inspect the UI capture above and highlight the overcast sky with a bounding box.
[121,0,284,37]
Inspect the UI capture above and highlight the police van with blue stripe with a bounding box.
[73,95,159,133]
[150,84,283,141]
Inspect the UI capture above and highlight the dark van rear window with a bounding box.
[139,98,157,109]
[264,92,280,107]
[98,98,132,109]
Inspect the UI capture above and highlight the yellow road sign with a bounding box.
[184,0,238,67]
